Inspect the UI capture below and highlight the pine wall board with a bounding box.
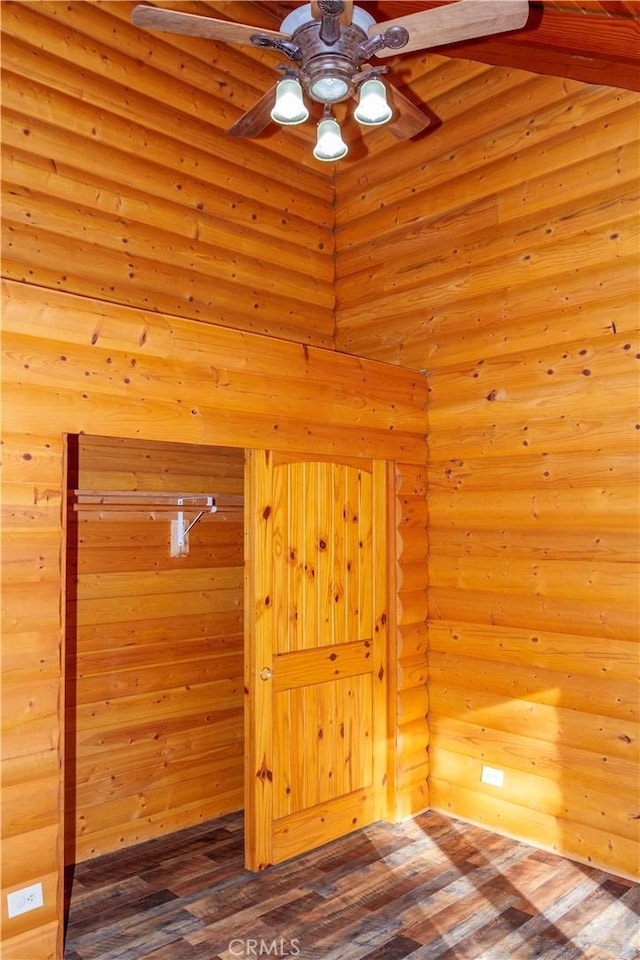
[335,56,640,880]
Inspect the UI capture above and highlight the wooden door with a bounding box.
[244,451,391,870]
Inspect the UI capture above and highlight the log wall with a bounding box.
[335,55,640,879]
[1,0,335,347]
[4,1,638,956]
[67,436,245,863]
[0,8,336,949]
[1,281,427,959]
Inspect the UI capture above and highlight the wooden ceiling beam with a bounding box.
[521,7,640,60]
[423,40,638,91]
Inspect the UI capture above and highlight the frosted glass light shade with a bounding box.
[309,75,349,102]
[313,117,348,162]
[271,78,309,125]
[354,78,392,126]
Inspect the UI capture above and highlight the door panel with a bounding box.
[245,451,389,870]
[273,671,373,818]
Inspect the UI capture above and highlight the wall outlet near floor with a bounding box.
[6,882,44,918]
[481,765,504,788]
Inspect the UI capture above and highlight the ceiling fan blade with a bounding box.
[131,5,290,47]
[386,83,437,140]
[371,0,529,58]
[227,86,277,138]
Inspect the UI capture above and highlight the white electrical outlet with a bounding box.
[6,882,44,918]
[481,765,504,788]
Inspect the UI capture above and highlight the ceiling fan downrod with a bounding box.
[317,0,346,45]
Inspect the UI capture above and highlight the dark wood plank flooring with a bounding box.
[64,810,640,960]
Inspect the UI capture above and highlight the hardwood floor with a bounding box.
[64,810,639,960]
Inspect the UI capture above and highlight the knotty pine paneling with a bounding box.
[335,56,640,880]
[1,0,335,347]
[0,281,427,958]
[67,436,244,863]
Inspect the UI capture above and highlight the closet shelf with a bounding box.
[72,490,243,512]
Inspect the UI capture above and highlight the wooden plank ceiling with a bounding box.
[241,0,640,91]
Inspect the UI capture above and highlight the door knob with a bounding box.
[260,667,272,681]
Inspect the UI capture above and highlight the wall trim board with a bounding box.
[1,281,426,464]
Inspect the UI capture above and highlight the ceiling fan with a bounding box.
[131,0,530,159]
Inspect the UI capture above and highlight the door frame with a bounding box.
[61,439,399,905]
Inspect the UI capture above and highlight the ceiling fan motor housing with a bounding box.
[279,3,377,103]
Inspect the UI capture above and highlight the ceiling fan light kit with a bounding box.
[131,0,530,161]
[250,1,405,150]
[277,3,381,105]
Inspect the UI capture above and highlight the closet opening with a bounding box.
[63,434,245,915]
